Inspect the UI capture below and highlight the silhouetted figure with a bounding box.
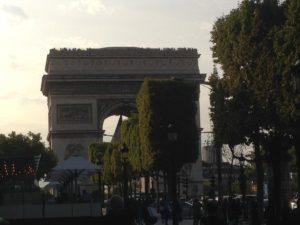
[228,199,240,225]
[142,199,158,225]
[250,201,259,225]
[162,195,171,225]
[80,189,91,202]
[281,201,292,225]
[202,201,226,225]
[290,199,300,225]
[192,198,202,225]
[103,195,135,225]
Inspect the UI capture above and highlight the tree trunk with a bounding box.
[270,156,282,225]
[163,171,167,195]
[156,172,160,209]
[168,169,179,225]
[295,130,300,196]
[228,147,234,197]
[254,141,264,225]
[145,173,150,199]
[216,143,223,202]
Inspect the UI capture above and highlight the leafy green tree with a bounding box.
[102,145,114,185]
[0,131,57,180]
[121,113,152,173]
[209,68,227,200]
[137,79,199,225]
[210,1,289,223]
[88,142,108,165]
[274,0,300,195]
[137,79,199,172]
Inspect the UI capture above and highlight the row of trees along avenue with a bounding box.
[89,79,199,225]
[210,0,299,225]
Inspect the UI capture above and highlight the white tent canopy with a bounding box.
[52,154,100,171]
[46,154,101,184]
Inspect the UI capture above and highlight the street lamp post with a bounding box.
[120,144,129,208]
[167,124,179,225]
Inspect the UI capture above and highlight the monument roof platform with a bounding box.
[45,47,202,76]
[47,47,199,58]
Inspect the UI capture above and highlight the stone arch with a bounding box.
[41,47,205,162]
[98,101,137,132]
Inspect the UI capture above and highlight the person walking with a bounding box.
[192,197,203,225]
[162,195,171,225]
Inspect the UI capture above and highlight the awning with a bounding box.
[46,154,101,185]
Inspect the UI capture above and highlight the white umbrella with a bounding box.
[46,155,101,194]
[52,154,100,171]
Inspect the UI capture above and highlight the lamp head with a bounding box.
[120,144,129,159]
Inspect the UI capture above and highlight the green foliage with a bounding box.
[102,145,113,184]
[210,0,287,143]
[121,114,152,173]
[209,70,228,148]
[0,131,57,179]
[101,142,124,184]
[274,0,300,124]
[137,79,199,171]
[110,144,122,181]
[210,0,300,215]
[88,142,109,165]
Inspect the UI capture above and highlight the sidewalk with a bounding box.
[155,219,251,225]
[155,219,193,225]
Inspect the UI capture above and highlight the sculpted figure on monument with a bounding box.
[64,144,84,159]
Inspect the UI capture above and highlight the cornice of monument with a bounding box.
[45,47,201,75]
[40,73,206,96]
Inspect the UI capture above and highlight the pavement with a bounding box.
[154,219,193,225]
[154,218,251,225]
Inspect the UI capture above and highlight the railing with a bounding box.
[0,203,101,219]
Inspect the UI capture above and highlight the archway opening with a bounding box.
[102,115,128,143]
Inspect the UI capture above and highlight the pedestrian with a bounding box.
[192,197,203,225]
[103,195,135,225]
[201,201,226,225]
[162,195,171,225]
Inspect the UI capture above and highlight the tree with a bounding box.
[209,68,226,200]
[210,1,289,223]
[137,79,199,225]
[121,114,153,196]
[88,142,108,165]
[274,0,300,196]
[121,113,152,173]
[0,131,57,180]
[137,79,199,172]
[88,141,109,201]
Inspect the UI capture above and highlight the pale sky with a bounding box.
[0,0,239,145]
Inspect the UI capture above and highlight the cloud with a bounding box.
[20,97,45,105]
[199,21,213,32]
[58,0,113,15]
[0,92,18,100]
[1,4,28,21]
[0,92,45,105]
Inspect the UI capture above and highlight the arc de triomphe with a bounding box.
[41,47,206,195]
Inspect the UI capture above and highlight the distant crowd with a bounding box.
[102,195,300,225]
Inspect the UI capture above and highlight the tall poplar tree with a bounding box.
[137,79,199,225]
